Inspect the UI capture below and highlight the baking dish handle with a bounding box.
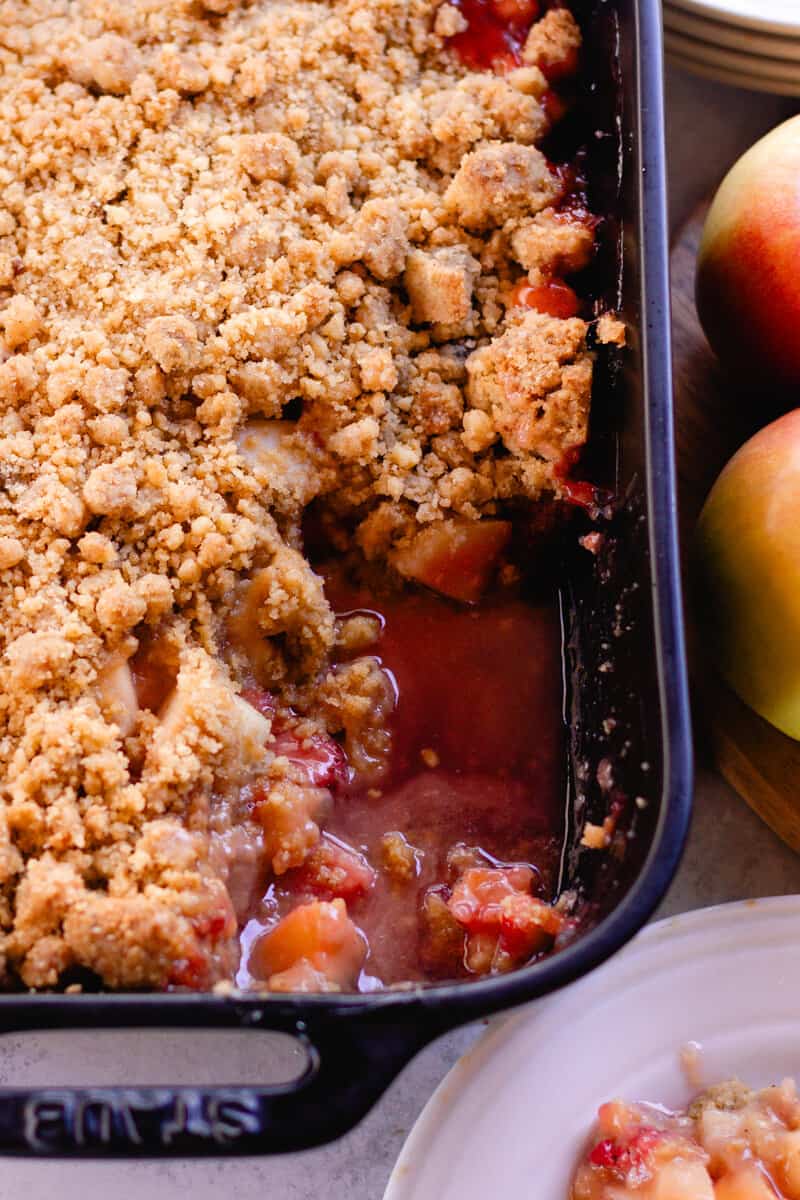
[0,1008,449,1156]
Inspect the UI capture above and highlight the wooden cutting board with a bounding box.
[673,206,800,852]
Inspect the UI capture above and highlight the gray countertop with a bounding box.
[4,64,800,1200]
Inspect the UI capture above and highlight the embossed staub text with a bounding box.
[22,1089,262,1152]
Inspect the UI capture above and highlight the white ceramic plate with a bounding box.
[667,48,800,95]
[665,4,800,61]
[385,897,800,1200]
[665,29,800,82]
[667,50,800,94]
[669,0,800,38]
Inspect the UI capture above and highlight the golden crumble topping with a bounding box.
[0,0,602,990]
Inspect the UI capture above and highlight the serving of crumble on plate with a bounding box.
[573,1081,800,1200]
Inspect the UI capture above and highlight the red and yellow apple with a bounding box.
[694,409,800,740]
[696,113,800,393]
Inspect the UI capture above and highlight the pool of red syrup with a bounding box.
[238,580,565,989]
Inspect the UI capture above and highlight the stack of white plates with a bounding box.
[665,0,800,96]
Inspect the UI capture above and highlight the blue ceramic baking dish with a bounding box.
[0,0,691,1156]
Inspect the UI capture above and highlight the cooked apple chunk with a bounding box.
[405,247,479,327]
[249,899,366,992]
[96,657,139,737]
[391,518,511,604]
[236,419,319,506]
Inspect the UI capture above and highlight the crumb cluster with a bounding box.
[0,0,608,989]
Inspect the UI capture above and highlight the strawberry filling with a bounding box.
[448,865,536,930]
[284,834,377,902]
[512,279,582,319]
[447,0,540,71]
[241,687,350,792]
[589,1127,663,1174]
[270,728,350,791]
[555,446,613,511]
[446,865,563,971]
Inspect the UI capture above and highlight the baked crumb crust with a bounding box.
[0,0,598,989]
